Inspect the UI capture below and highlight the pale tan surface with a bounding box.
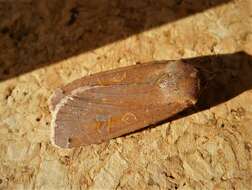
[0,0,252,189]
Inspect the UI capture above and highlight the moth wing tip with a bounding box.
[48,88,65,112]
[50,124,74,149]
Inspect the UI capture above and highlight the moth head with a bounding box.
[158,61,200,105]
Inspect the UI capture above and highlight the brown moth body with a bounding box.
[50,60,199,148]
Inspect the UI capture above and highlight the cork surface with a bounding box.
[0,0,252,189]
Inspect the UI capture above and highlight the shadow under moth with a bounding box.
[50,60,199,148]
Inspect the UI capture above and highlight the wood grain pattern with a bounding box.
[50,60,199,148]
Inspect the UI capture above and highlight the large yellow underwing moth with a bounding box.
[50,60,199,148]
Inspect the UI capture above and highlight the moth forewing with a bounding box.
[50,60,199,148]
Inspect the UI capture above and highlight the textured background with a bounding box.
[0,0,252,189]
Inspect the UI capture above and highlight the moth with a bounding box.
[50,60,199,148]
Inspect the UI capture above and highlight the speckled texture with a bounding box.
[0,0,251,189]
